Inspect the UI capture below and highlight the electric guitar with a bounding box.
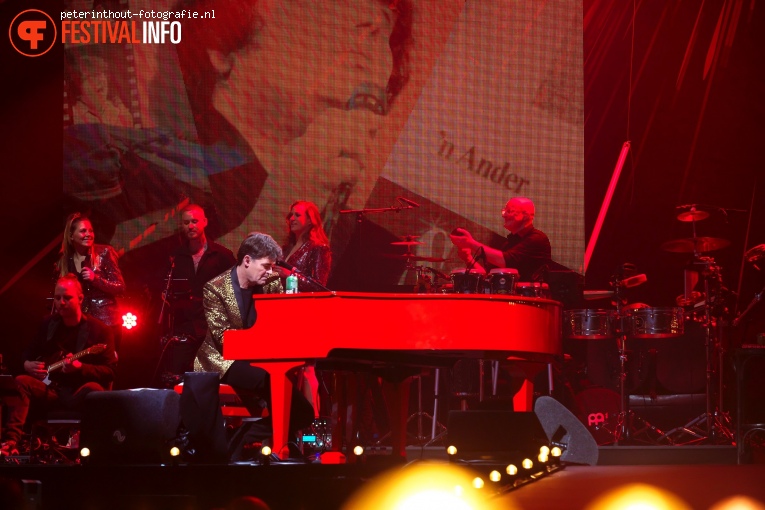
[42,344,108,386]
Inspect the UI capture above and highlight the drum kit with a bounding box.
[564,205,735,445]
[384,235,553,297]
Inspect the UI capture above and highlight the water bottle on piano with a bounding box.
[286,273,298,294]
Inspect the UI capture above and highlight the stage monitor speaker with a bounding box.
[446,410,549,461]
[80,389,181,464]
[534,395,599,465]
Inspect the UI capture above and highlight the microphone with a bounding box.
[275,260,299,273]
[621,273,647,288]
[397,197,420,208]
[275,260,332,292]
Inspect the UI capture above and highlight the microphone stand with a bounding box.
[339,200,418,221]
[291,267,333,293]
[339,198,419,290]
[158,257,175,328]
[733,285,765,328]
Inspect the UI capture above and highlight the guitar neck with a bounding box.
[47,346,102,373]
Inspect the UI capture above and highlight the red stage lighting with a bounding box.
[122,312,138,329]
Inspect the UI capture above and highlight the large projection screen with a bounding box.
[63,0,583,291]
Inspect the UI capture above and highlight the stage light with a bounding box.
[261,445,272,456]
[447,445,458,456]
[506,464,518,476]
[353,445,365,456]
[170,446,180,457]
[341,462,510,510]
[80,447,91,457]
[585,483,691,510]
[539,445,550,456]
[551,446,562,457]
[710,495,765,510]
[489,470,502,483]
[122,312,138,329]
[538,451,549,463]
[521,458,533,470]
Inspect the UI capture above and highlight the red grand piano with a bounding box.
[224,292,561,459]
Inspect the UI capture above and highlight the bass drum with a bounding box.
[626,320,706,394]
[574,387,620,445]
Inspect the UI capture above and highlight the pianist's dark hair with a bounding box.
[237,232,283,265]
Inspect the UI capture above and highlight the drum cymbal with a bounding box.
[391,241,424,246]
[677,209,710,222]
[383,253,448,262]
[660,237,730,253]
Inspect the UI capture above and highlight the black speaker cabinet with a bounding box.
[80,389,181,464]
[446,410,549,461]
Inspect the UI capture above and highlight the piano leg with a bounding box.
[507,359,548,411]
[260,361,304,460]
[381,375,413,459]
[331,371,353,457]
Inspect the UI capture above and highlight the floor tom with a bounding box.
[625,307,684,338]
[564,309,616,340]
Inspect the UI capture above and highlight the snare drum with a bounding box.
[625,307,684,338]
[514,281,551,299]
[564,309,615,340]
[487,268,519,295]
[450,268,484,294]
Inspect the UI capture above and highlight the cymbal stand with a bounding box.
[610,279,667,445]
[660,261,734,444]
[411,265,433,294]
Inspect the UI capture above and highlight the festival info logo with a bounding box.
[9,9,57,57]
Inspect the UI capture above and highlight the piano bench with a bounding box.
[173,383,268,422]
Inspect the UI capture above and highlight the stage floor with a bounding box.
[1,445,763,510]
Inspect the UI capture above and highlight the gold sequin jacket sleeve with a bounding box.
[193,270,238,377]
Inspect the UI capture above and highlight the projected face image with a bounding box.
[207,0,405,209]
[80,58,109,108]
[246,0,395,137]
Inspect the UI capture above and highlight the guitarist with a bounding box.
[1,274,118,456]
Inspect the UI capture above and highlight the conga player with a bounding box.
[449,196,552,282]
